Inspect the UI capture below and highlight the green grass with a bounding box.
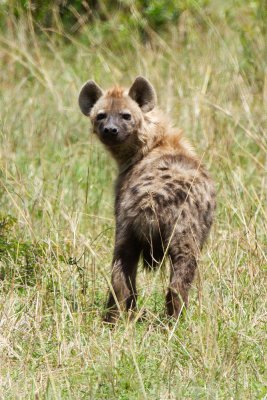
[0,2,266,399]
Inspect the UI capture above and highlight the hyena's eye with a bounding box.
[97,113,107,121]
[122,113,131,121]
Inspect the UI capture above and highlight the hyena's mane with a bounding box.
[138,108,197,162]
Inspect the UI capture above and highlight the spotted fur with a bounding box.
[78,76,216,322]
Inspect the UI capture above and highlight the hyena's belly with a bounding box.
[119,159,215,251]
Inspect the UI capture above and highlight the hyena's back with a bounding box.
[115,149,216,268]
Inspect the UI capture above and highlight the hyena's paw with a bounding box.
[103,308,120,325]
[126,308,148,323]
[165,289,188,320]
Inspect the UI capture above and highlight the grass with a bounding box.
[0,2,266,399]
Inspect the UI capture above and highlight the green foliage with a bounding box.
[0,1,266,398]
[0,0,211,33]
[0,214,47,285]
[137,0,180,29]
[224,0,267,88]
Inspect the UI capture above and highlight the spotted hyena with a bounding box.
[78,76,216,322]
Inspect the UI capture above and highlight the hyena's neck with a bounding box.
[109,109,197,172]
[108,144,143,172]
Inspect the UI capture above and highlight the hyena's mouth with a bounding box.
[99,131,130,146]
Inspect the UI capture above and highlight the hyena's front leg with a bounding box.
[104,234,141,324]
[166,244,197,319]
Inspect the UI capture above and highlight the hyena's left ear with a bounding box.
[128,76,156,112]
[78,80,103,116]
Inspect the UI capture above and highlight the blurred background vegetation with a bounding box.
[1,0,266,89]
[1,0,267,35]
[1,0,266,47]
[0,1,266,398]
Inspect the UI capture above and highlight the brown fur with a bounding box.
[78,77,216,322]
[106,87,125,98]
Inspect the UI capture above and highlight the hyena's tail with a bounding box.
[142,234,165,270]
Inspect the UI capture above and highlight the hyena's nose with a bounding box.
[104,125,118,136]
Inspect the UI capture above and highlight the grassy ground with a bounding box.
[0,3,266,399]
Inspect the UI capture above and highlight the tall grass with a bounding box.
[0,2,266,398]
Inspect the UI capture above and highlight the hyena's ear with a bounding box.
[78,80,103,116]
[128,76,156,112]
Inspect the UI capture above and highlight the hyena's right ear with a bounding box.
[128,76,156,112]
[78,80,103,116]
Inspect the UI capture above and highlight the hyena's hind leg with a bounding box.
[104,233,141,324]
[166,240,198,319]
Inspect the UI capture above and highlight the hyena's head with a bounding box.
[78,76,156,147]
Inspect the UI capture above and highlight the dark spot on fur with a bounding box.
[142,181,152,187]
[154,193,165,204]
[172,179,182,185]
[207,201,211,210]
[203,211,211,229]
[143,176,154,181]
[131,186,139,195]
[183,182,192,190]
[167,182,176,190]
[127,193,149,212]
[175,189,187,203]
[161,174,172,180]
[164,185,175,196]
[195,200,200,209]
[164,197,175,207]
[172,180,191,190]
[181,210,186,219]
[192,223,197,231]
[158,167,169,171]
